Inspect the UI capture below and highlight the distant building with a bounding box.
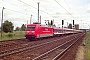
[74,24,79,30]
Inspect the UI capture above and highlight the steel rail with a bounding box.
[32,33,84,60]
[0,39,26,48]
[0,34,76,57]
[52,33,85,60]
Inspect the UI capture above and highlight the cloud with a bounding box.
[0,0,90,29]
[87,9,90,13]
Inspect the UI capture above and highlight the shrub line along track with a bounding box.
[0,34,78,58]
[32,33,85,60]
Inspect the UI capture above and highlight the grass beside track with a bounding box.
[84,31,90,60]
[0,31,25,41]
[87,50,90,60]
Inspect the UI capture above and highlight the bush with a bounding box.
[7,33,13,38]
[3,20,14,33]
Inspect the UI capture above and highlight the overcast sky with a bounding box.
[0,0,90,29]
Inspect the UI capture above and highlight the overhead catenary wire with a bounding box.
[2,0,37,15]
[64,0,70,9]
[2,0,57,21]
[33,0,76,23]
[1,7,38,21]
[2,7,39,24]
[32,0,60,24]
[1,0,42,20]
[64,0,85,21]
[18,0,52,17]
[2,0,76,25]
[4,1,37,16]
[64,0,75,18]
[33,0,62,18]
[18,0,37,9]
[18,0,52,22]
[55,0,75,18]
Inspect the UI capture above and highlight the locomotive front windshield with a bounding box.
[27,26,35,31]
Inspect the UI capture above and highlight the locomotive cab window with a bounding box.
[27,26,35,31]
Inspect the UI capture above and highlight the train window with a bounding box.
[27,26,35,30]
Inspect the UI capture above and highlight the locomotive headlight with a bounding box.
[26,31,35,35]
[26,31,29,33]
[31,31,35,33]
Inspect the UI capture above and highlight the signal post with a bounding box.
[62,20,64,36]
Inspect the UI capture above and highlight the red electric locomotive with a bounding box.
[25,23,53,40]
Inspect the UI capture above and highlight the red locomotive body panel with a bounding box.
[25,24,53,39]
[37,25,53,38]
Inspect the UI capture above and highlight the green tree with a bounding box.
[53,24,56,27]
[46,20,56,27]
[21,24,26,31]
[3,20,14,33]
[68,24,72,29]
[15,27,21,31]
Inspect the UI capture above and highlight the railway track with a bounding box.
[0,38,29,52]
[0,37,61,52]
[32,33,85,60]
[0,36,60,49]
[0,34,78,58]
[0,39,27,47]
[0,34,75,48]
[0,33,84,60]
[0,36,66,53]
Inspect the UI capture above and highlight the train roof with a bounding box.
[27,24,83,32]
[53,27,74,30]
[27,24,52,28]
